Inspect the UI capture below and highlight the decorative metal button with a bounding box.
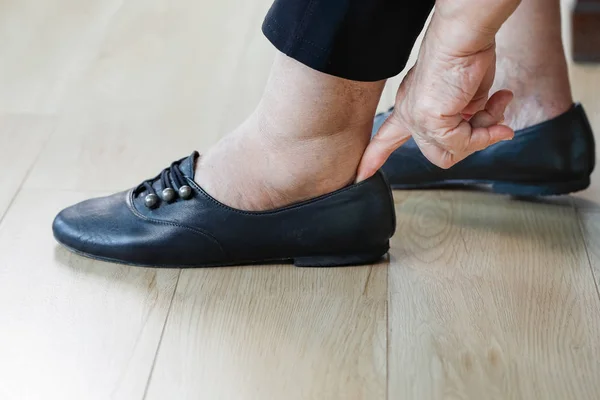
[179,185,192,199]
[144,193,159,208]
[162,188,176,202]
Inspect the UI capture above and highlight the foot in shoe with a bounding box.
[375,0,594,197]
[52,53,395,267]
[52,152,395,267]
[374,104,595,196]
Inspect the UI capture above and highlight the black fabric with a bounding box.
[53,152,396,268]
[262,0,435,81]
[373,104,596,195]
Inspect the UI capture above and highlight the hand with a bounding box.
[356,1,519,181]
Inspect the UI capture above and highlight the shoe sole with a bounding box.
[56,240,390,268]
[390,176,591,197]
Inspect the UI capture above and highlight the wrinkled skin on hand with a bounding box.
[357,0,521,180]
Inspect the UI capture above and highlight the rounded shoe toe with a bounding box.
[52,191,133,259]
[52,207,85,252]
[52,190,226,267]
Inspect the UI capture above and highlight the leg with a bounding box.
[492,0,573,130]
[53,1,436,267]
[195,53,385,211]
[195,0,434,210]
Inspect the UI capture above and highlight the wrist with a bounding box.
[435,0,521,27]
[432,0,520,52]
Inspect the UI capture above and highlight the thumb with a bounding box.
[356,112,412,182]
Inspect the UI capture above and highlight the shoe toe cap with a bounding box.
[52,207,83,251]
[52,191,132,257]
[52,190,226,266]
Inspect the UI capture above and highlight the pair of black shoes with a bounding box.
[53,104,595,268]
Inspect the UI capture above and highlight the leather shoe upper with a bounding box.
[53,152,396,267]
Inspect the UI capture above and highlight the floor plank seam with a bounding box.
[141,269,182,400]
[20,187,117,194]
[0,120,57,228]
[362,266,373,296]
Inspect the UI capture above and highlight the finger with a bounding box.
[416,136,479,169]
[470,90,513,129]
[434,119,473,154]
[418,141,463,170]
[429,125,513,169]
[466,124,515,153]
[462,93,489,117]
[434,114,513,165]
[435,90,512,155]
[487,124,515,144]
[462,57,496,116]
[464,90,515,153]
[356,112,412,182]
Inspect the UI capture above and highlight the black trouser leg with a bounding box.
[262,0,435,82]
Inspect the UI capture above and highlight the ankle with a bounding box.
[194,52,385,211]
[195,112,373,211]
[502,95,573,131]
[493,51,573,130]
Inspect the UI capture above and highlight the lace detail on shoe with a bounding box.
[136,157,194,208]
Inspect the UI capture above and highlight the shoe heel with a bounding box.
[293,244,389,267]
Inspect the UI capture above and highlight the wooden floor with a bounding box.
[1,0,600,399]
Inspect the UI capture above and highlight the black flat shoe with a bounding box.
[53,152,396,268]
[373,103,596,196]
